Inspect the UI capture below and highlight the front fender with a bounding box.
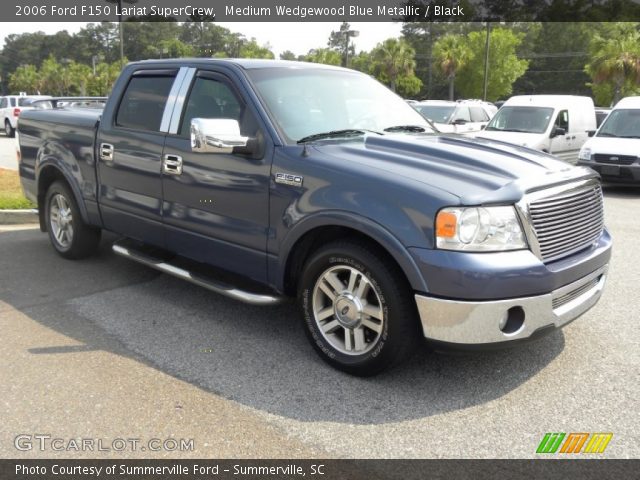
[274,211,430,293]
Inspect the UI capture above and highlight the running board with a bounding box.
[112,240,283,306]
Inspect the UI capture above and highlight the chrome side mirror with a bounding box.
[190,118,249,154]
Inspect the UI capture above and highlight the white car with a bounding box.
[477,95,596,164]
[578,96,640,185]
[0,95,51,137]
[413,100,497,134]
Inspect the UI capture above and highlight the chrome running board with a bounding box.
[112,240,283,306]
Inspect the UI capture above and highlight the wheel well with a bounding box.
[283,226,410,296]
[37,166,67,231]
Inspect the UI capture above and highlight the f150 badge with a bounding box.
[275,173,303,187]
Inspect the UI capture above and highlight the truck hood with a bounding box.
[314,133,596,205]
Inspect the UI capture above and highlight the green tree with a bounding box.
[8,65,41,94]
[304,48,342,66]
[279,50,297,61]
[432,34,472,100]
[87,61,123,96]
[585,23,640,105]
[158,38,195,58]
[239,39,275,59]
[457,28,529,101]
[67,62,93,95]
[370,38,422,96]
[39,57,68,95]
[350,51,373,74]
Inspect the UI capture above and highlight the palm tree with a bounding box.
[586,26,640,105]
[433,34,472,101]
[370,38,417,92]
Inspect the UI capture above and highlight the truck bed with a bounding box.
[18,107,103,205]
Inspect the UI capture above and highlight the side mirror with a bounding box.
[587,129,596,137]
[550,126,566,138]
[191,118,248,154]
[453,118,467,125]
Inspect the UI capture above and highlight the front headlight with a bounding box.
[435,206,527,252]
[578,147,591,161]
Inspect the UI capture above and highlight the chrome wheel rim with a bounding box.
[312,265,385,356]
[49,193,74,249]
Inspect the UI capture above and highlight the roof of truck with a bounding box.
[130,58,349,71]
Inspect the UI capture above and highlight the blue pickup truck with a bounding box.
[18,59,611,375]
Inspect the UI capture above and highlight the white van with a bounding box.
[477,95,597,164]
[578,96,640,185]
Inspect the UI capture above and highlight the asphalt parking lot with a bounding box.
[0,135,638,459]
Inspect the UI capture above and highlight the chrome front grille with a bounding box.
[528,183,604,262]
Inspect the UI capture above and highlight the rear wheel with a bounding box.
[45,181,101,259]
[4,120,15,138]
[298,240,419,376]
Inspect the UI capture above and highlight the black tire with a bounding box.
[44,181,101,259]
[298,240,420,376]
[5,120,15,138]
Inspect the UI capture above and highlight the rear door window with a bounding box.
[470,106,489,122]
[116,74,175,132]
[452,106,471,123]
[0,98,7,108]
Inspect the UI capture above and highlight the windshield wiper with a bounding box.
[383,125,427,133]
[297,129,378,144]
[596,132,619,137]
[619,135,640,138]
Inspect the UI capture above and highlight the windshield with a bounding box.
[597,109,640,138]
[414,105,455,124]
[485,106,554,134]
[246,68,434,143]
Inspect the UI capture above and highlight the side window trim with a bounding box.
[160,67,195,133]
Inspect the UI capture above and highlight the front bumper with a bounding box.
[578,160,640,185]
[415,264,608,345]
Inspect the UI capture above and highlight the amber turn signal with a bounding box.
[436,211,457,238]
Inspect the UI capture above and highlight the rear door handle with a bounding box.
[163,154,183,175]
[100,143,114,161]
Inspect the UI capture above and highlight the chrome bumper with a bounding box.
[415,265,608,345]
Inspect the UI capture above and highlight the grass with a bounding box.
[0,168,36,209]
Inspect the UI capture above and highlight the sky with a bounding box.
[0,22,404,57]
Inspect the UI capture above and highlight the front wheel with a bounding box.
[45,181,101,259]
[298,241,419,376]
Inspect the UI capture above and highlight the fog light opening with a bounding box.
[500,306,525,335]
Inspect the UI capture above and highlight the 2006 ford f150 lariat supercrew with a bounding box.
[18,59,612,375]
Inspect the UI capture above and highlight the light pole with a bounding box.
[343,29,359,68]
[482,22,491,101]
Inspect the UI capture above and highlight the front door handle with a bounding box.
[163,154,183,175]
[100,143,114,161]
